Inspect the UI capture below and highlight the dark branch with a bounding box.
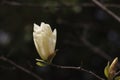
[92,0,120,23]
[1,0,120,8]
[81,37,112,61]
[0,56,43,80]
[114,70,120,78]
[50,64,105,80]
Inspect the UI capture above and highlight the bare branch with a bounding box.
[115,70,120,77]
[81,37,112,61]
[0,56,43,80]
[50,63,105,80]
[92,0,120,23]
[1,0,120,8]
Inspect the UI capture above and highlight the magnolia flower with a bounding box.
[33,22,57,62]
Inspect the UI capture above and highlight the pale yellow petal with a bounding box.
[40,22,52,35]
[41,33,50,60]
[33,22,57,61]
[33,23,40,32]
[48,29,57,54]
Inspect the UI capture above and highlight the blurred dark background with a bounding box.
[0,0,120,80]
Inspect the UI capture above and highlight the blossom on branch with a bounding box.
[33,22,57,63]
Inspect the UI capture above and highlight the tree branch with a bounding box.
[81,37,112,61]
[114,70,120,78]
[92,0,120,23]
[50,63,105,80]
[0,56,43,80]
[1,0,120,8]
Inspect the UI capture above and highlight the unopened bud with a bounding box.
[109,57,118,80]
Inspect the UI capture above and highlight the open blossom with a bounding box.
[33,22,57,62]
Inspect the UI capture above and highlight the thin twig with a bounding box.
[50,64,105,80]
[92,0,120,23]
[0,56,43,80]
[81,37,112,61]
[114,70,120,77]
[1,0,120,8]
[79,3,120,8]
[80,23,120,70]
[80,25,112,61]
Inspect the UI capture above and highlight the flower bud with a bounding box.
[109,57,118,80]
[33,22,57,62]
